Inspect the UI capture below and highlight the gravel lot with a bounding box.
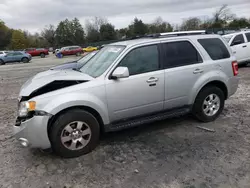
[0,55,250,188]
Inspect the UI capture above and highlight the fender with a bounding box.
[189,70,229,104]
[42,92,110,125]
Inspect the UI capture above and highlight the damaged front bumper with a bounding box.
[13,114,52,149]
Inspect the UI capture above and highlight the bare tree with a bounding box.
[41,24,56,47]
[213,4,235,22]
[85,16,107,33]
[181,17,202,30]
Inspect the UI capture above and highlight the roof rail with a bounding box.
[129,30,207,40]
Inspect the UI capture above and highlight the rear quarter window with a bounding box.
[198,38,230,60]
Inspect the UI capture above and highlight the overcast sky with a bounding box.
[0,0,250,33]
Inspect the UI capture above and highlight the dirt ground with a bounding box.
[0,56,250,188]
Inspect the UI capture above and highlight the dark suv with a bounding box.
[60,46,82,57]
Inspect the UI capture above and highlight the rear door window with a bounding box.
[245,33,250,42]
[198,38,230,60]
[162,41,202,68]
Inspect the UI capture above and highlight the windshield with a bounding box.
[222,35,233,43]
[80,45,125,77]
[77,51,97,68]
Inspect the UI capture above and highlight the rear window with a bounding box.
[198,38,230,60]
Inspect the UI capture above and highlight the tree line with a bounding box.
[0,4,250,50]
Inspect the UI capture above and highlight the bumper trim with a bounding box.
[13,115,51,149]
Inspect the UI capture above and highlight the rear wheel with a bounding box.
[49,109,100,158]
[40,53,45,58]
[76,52,81,56]
[192,86,225,122]
[0,59,5,65]
[21,57,29,63]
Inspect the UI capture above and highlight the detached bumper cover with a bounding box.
[13,115,51,149]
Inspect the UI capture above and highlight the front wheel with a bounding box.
[76,52,81,56]
[192,86,225,122]
[21,57,29,63]
[49,109,100,158]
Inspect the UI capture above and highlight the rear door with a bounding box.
[70,47,76,55]
[13,52,23,62]
[230,34,248,62]
[162,40,210,109]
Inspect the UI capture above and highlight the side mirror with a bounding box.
[111,67,129,79]
[231,40,242,46]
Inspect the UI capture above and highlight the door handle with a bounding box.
[242,45,247,48]
[193,69,203,74]
[146,77,159,83]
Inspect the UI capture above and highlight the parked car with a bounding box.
[14,34,239,158]
[59,46,82,57]
[0,51,9,57]
[0,51,31,65]
[223,31,250,66]
[83,46,97,52]
[25,48,49,58]
[50,51,98,70]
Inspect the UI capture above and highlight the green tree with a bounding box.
[10,30,28,50]
[148,17,173,33]
[133,18,148,36]
[228,18,250,28]
[71,18,85,45]
[55,18,85,46]
[0,20,11,49]
[100,23,116,41]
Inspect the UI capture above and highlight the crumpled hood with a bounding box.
[20,69,93,96]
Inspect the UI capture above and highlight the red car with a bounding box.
[25,48,49,58]
[59,46,82,57]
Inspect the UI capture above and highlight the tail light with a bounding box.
[232,61,238,76]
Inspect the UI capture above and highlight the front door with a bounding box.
[230,34,248,62]
[4,52,14,63]
[106,44,165,122]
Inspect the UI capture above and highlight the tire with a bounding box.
[21,57,29,63]
[76,52,81,56]
[0,59,5,65]
[40,53,45,58]
[49,109,100,158]
[192,86,225,122]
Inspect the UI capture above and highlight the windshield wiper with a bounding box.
[72,68,81,72]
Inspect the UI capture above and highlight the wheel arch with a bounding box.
[47,105,105,137]
[193,80,228,104]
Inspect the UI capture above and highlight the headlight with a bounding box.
[18,101,36,117]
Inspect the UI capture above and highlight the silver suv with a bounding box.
[14,34,239,158]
